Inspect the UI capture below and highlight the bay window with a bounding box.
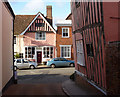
[25,47,35,59]
[43,47,53,58]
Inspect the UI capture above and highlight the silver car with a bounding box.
[14,59,38,70]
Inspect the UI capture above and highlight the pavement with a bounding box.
[62,79,105,97]
[2,84,67,96]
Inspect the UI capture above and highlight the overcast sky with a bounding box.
[9,0,71,30]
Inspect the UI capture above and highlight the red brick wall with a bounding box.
[56,26,74,60]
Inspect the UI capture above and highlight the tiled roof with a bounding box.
[14,12,54,35]
[14,15,36,35]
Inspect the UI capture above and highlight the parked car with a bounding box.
[14,59,38,70]
[47,57,75,68]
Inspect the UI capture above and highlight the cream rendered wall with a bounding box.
[0,0,2,93]
[14,35,24,54]
[2,2,13,89]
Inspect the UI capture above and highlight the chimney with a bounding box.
[46,6,52,25]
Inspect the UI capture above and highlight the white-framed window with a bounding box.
[25,46,35,59]
[60,45,71,58]
[19,53,23,58]
[35,32,46,40]
[14,36,16,44]
[62,28,69,38]
[76,40,85,66]
[43,47,53,58]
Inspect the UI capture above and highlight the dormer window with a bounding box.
[62,28,69,38]
[35,32,46,40]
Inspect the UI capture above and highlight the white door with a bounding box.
[76,40,85,66]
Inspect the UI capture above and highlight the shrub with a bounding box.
[14,53,20,59]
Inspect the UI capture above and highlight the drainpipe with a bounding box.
[13,18,17,84]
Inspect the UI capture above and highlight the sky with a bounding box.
[8,0,71,30]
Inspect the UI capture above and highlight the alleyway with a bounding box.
[2,67,74,96]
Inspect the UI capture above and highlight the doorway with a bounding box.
[37,51,42,63]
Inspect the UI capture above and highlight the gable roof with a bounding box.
[21,12,56,35]
[14,12,56,35]
[14,15,36,35]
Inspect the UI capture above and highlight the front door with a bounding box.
[37,51,42,63]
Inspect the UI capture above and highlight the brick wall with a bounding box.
[105,42,120,95]
[56,26,74,60]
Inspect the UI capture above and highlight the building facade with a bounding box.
[0,1,15,94]
[56,19,74,60]
[14,6,56,64]
[71,1,120,95]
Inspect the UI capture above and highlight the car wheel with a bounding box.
[30,65,35,69]
[14,66,17,71]
[69,63,74,67]
[51,64,55,68]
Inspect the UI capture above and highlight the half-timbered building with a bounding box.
[71,1,120,95]
[14,6,56,64]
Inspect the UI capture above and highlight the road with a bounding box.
[3,67,75,96]
[17,67,75,84]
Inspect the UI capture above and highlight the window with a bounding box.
[76,40,85,66]
[43,47,53,58]
[60,45,71,58]
[14,36,16,44]
[75,0,80,8]
[36,32,46,40]
[86,44,94,57]
[17,59,21,63]
[62,28,69,38]
[54,58,59,61]
[23,59,29,63]
[19,53,23,58]
[25,47,35,59]
[60,58,67,61]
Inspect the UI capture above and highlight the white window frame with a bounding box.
[35,32,46,40]
[25,46,35,59]
[60,45,71,58]
[43,46,54,59]
[14,36,16,44]
[76,40,85,66]
[62,28,69,38]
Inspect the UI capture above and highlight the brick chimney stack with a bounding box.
[46,6,52,26]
